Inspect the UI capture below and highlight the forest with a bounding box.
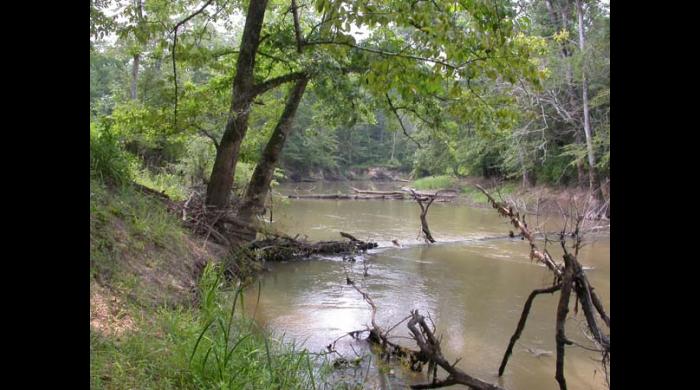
[90,0,610,389]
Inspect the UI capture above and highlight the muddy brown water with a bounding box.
[242,181,610,389]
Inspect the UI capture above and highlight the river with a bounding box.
[242,181,610,389]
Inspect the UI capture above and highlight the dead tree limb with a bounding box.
[351,187,405,196]
[288,193,404,200]
[408,310,506,390]
[248,232,377,262]
[476,185,609,389]
[409,189,437,243]
[590,287,610,328]
[340,231,359,241]
[343,266,507,389]
[498,284,562,376]
[555,254,576,390]
[475,184,562,276]
[571,262,610,351]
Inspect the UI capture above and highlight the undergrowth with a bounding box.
[90,179,363,389]
[412,175,457,190]
[91,262,333,389]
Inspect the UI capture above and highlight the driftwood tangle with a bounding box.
[247,232,377,262]
[474,184,609,390]
[342,273,505,390]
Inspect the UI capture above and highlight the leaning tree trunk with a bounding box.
[576,0,604,204]
[205,0,269,210]
[234,77,309,243]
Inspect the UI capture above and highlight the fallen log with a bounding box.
[401,187,458,198]
[288,193,404,200]
[287,188,458,202]
[246,232,377,262]
[351,187,406,196]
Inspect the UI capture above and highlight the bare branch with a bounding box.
[386,93,422,148]
[170,0,217,129]
[499,284,562,376]
[253,71,307,96]
[304,40,487,70]
[291,0,304,53]
[474,184,562,275]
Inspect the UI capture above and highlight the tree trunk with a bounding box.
[576,0,604,204]
[130,0,143,101]
[523,169,534,188]
[555,255,575,390]
[235,77,309,242]
[545,0,588,189]
[205,0,269,209]
[575,131,586,188]
[130,54,140,100]
[390,130,396,161]
[519,146,534,188]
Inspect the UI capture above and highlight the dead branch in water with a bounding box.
[407,310,506,390]
[342,268,506,389]
[408,189,437,243]
[475,185,609,390]
[475,184,561,275]
[498,284,562,376]
[248,232,378,262]
[351,187,405,196]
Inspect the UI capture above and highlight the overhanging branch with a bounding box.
[386,93,422,148]
[170,0,216,131]
[253,71,307,96]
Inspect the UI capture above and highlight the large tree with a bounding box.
[205,0,306,209]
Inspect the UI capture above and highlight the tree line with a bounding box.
[91,0,609,243]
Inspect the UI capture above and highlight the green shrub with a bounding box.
[133,166,187,201]
[90,122,135,186]
[172,136,217,186]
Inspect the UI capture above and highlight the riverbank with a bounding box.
[89,179,332,389]
[279,174,610,219]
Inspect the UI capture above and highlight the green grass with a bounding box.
[461,181,518,205]
[90,123,136,186]
[90,180,355,389]
[412,175,457,190]
[90,179,188,291]
[133,167,187,201]
[91,263,331,389]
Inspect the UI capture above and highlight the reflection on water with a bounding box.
[244,181,609,389]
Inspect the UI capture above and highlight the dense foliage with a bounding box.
[90,0,608,187]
